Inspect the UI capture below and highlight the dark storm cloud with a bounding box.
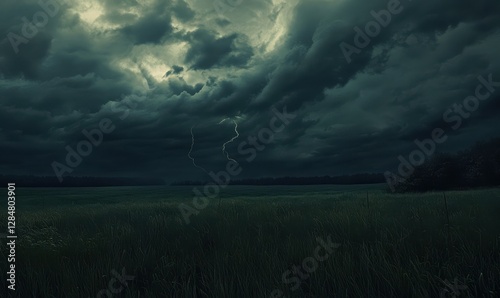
[0,0,500,181]
[164,65,184,77]
[172,0,195,22]
[184,29,253,70]
[117,0,179,47]
[168,77,204,95]
[0,0,66,79]
[250,0,500,112]
[215,19,231,28]
[121,16,173,45]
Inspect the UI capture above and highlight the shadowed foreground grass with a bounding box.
[1,186,499,297]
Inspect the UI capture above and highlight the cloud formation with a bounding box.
[0,0,499,181]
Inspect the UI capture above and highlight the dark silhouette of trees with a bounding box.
[392,138,500,192]
[172,173,385,186]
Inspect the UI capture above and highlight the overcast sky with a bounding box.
[1,0,499,182]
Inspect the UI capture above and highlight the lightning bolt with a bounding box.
[220,118,240,164]
[188,117,241,174]
[188,125,210,175]
[218,118,229,125]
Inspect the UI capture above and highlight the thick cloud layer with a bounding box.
[0,0,499,182]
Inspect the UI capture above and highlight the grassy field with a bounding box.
[1,185,499,297]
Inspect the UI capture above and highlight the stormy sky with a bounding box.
[1,0,499,182]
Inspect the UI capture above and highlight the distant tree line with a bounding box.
[0,175,165,187]
[172,173,385,186]
[391,137,500,192]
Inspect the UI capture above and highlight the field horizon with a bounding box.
[1,185,499,297]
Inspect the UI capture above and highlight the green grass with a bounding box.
[1,185,499,297]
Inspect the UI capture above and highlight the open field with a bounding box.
[1,185,499,297]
